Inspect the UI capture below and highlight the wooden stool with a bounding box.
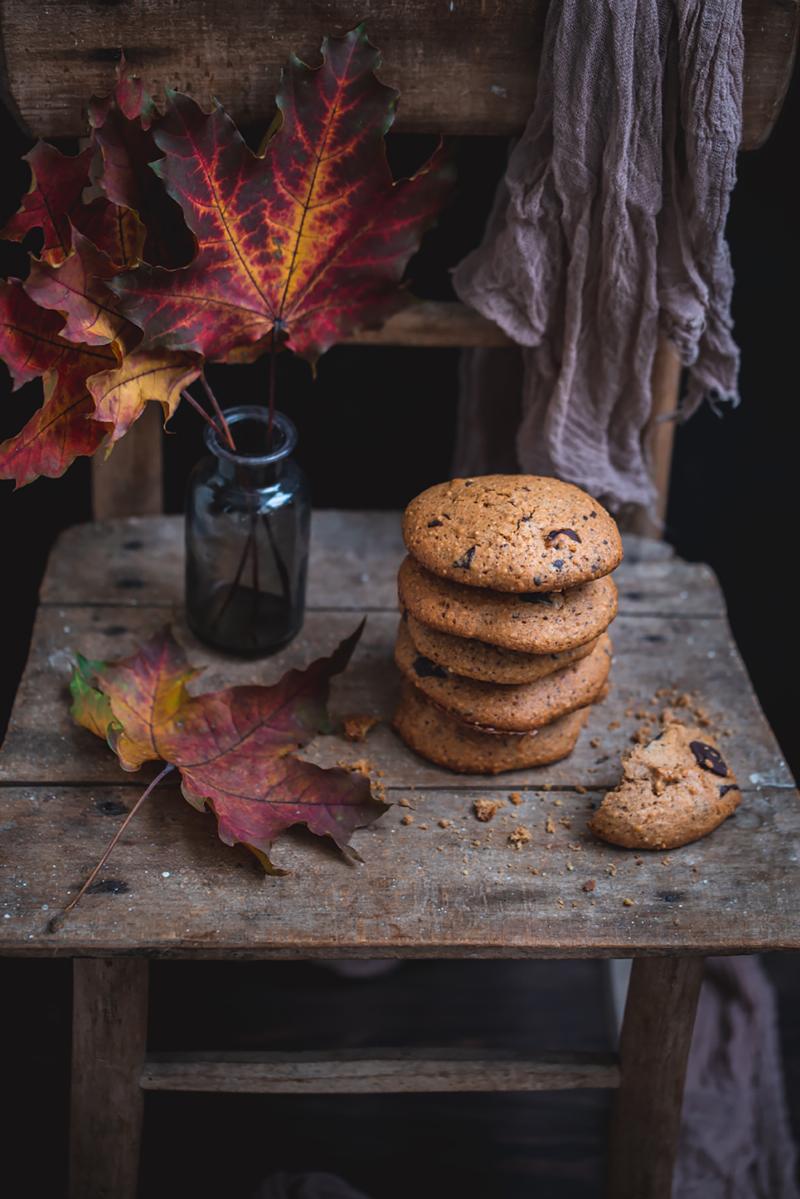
[0,512,797,1197]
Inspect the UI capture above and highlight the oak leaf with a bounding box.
[112,25,454,364]
[70,623,386,872]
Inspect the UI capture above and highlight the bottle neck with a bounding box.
[206,407,297,489]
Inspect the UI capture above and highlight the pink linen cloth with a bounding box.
[453,0,742,509]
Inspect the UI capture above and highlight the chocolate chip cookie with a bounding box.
[398,555,617,655]
[395,623,612,732]
[406,612,599,685]
[403,475,622,593]
[393,681,590,774]
[589,723,740,850]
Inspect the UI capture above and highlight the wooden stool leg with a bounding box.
[70,958,149,1199]
[608,955,704,1199]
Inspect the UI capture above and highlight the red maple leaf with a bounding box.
[112,25,454,364]
[88,56,195,268]
[70,622,386,874]
[0,280,113,484]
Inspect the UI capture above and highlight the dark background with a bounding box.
[1,61,797,1199]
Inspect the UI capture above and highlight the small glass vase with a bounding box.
[185,406,310,656]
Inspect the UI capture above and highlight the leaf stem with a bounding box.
[268,331,277,448]
[200,374,236,451]
[46,763,176,934]
[181,388,224,439]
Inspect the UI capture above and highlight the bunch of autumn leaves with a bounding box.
[0,29,453,487]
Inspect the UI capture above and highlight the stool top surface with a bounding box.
[0,512,796,959]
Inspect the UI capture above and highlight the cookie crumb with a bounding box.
[606,862,618,877]
[590,737,601,749]
[608,721,621,731]
[400,814,414,826]
[622,897,635,907]
[398,797,414,809]
[582,879,596,893]
[474,798,503,823]
[418,823,428,830]
[509,791,523,806]
[509,825,532,850]
[545,816,556,834]
[438,818,452,829]
[575,785,587,795]
[342,712,378,742]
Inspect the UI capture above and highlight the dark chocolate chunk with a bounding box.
[552,559,565,570]
[719,783,739,797]
[546,527,581,544]
[452,545,477,570]
[412,655,449,679]
[689,740,729,777]
[589,511,597,518]
[427,518,443,528]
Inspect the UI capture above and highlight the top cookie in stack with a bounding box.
[393,475,623,774]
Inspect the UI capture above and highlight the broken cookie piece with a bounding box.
[589,723,740,850]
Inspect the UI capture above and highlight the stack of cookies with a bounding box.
[393,475,623,774]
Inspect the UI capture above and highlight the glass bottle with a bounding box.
[185,406,310,656]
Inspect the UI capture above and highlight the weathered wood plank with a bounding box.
[345,302,511,348]
[0,0,792,148]
[140,1048,620,1094]
[39,515,722,615]
[608,957,704,1199]
[91,403,163,520]
[69,958,148,1199]
[0,783,796,957]
[0,607,792,790]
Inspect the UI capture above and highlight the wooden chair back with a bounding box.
[0,0,795,523]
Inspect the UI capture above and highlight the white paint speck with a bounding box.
[161,871,171,878]
[3,913,10,919]
[41,904,49,911]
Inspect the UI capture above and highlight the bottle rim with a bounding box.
[204,406,297,466]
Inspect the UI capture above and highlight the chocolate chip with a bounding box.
[452,545,476,570]
[427,519,443,528]
[533,575,544,586]
[719,783,739,797]
[546,527,581,544]
[552,559,565,570]
[412,655,449,679]
[589,511,597,518]
[689,740,729,777]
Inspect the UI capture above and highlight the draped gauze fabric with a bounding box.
[453,0,742,509]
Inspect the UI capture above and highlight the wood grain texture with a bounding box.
[0,0,793,148]
[345,302,511,348]
[70,958,148,1199]
[141,1047,620,1094]
[608,956,705,1199]
[0,512,796,959]
[91,403,163,520]
[0,781,797,958]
